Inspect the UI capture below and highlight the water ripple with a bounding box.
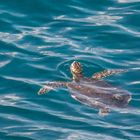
[0,0,140,140]
[54,14,122,26]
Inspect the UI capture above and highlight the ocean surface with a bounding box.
[0,0,140,140]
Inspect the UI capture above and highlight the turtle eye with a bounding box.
[70,61,82,74]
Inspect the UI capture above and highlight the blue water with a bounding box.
[0,0,140,139]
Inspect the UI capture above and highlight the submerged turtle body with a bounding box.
[68,80,131,108]
[38,61,131,116]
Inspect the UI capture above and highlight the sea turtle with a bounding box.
[38,61,131,116]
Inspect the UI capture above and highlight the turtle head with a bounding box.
[70,61,83,74]
[70,61,83,81]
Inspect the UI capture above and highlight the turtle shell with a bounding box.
[68,80,131,110]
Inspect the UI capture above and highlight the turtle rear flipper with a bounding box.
[99,108,110,116]
[71,92,110,116]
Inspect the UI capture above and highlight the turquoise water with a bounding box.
[0,0,140,139]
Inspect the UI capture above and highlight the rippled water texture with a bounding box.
[0,0,140,139]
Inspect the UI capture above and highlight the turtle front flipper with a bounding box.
[38,82,68,95]
[92,69,127,80]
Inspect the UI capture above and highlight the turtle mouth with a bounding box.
[70,61,83,74]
